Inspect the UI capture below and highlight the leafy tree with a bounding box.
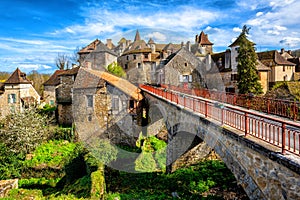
[27,70,50,95]
[237,25,263,95]
[0,108,52,154]
[106,62,126,78]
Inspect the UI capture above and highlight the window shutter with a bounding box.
[189,75,192,82]
[179,75,183,82]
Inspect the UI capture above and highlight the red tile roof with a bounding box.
[5,68,32,84]
[197,31,213,45]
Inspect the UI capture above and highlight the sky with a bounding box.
[0,0,300,73]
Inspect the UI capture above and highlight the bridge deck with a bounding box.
[140,84,300,157]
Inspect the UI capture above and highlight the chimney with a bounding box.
[281,48,285,54]
[288,50,292,55]
[106,39,113,49]
[181,42,185,48]
[186,41,191,51]
[126,40,131,47]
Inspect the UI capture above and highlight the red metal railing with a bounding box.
[140,84,300,156]
[160,84,300,121]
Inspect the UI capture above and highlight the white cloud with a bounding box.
[145,32,167,41]
[53,6,219,39]
[279,36,300,47]
[233,27,242,32]
[256,12,263,17]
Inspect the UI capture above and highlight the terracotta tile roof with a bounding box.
[58,67,80,76]
[257,50,296,66]
[197,31,213,45]
[92,41,118,56]
[77,68,143,101]
[5,68,32,84]
[43,70,65,86]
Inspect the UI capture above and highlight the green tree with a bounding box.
[237,25,263,95]
[106,62,126,78]
[0,108,52,154]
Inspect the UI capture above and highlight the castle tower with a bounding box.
[195,31,213,54]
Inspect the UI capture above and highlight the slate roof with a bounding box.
[257,50,296,66]
[5,68,32,84]
[76,68,144,101]
[229,35,255,47]
[43,70,65,86]
[134,30,141,41]
[78,39,100,54]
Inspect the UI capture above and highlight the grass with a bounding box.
[105,160,240,199]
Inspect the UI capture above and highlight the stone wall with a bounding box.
[0,179,18,198]
[57,104,73,126]
[144,91,300,200]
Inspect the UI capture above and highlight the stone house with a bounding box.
[0,68,40,117]
[191,31,214,56]
[155,47,207,89]
[257,50,296,86]
[78,39,118,70]
[72,67,145,145]
[55,67,80,126]
[211,51,270,94]
[43,69,65,106]
[117,30,181,84]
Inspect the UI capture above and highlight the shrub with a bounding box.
[0,107,52,154]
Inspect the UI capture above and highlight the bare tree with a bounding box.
[55,53,71,70]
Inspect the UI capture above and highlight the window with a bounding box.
[185,63,187,67]
[144,54,148,59]
[231,74,239,81]
[8,94,16,103]
[180,75,192,83]
[86,95,93,107]
[112,97,119,111]
[127,56,129,60]
[50,100,54,106]
[125,64,128,69]
[283,66,285,72]
[137,63,141,69]
[133,55,136,60]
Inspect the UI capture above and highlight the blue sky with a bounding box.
[0,0,300,73]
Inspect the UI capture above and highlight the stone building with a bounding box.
[155,47,207,89]
[257,50,296,86]
[55,67,80,126]
[72,67,145,145]
[78,39,118,70]
[43,69,64,106]
[191,31,214,56]
[0,68,40,117]
[117,30,181,84]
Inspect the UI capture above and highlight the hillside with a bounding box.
[265,82,300,101]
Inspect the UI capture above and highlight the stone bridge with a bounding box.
[142,90,300,200]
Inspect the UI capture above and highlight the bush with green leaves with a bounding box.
[0,142,24,179]
[106,62,126,78]
[0,107,52,154]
